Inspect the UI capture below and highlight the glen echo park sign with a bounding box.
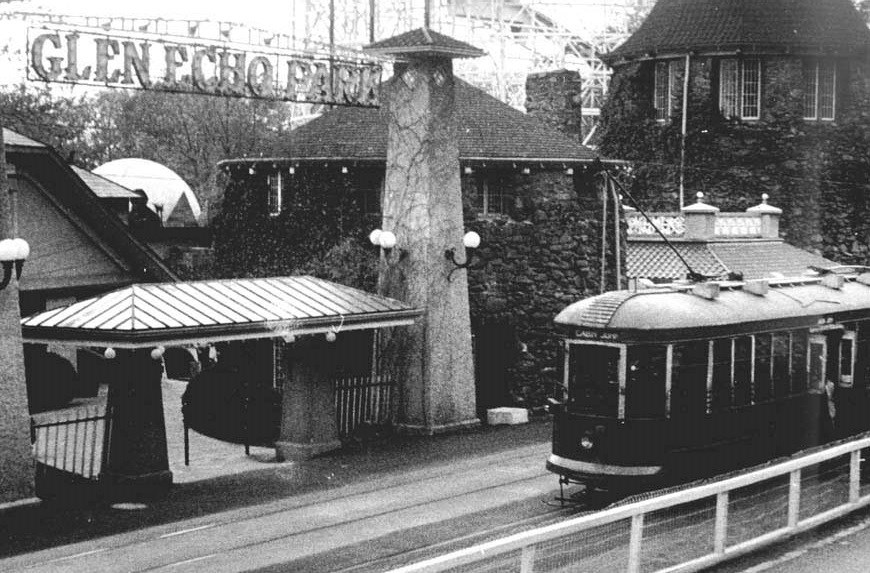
[27,25,382,107]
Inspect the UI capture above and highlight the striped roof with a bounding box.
[4,128,46,148]
[228,78,598,164]
[605,0,870,63]
[22,276,421,348]
[71,166,142,200]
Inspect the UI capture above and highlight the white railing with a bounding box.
[333,374,394,438]
[390,434,870,573]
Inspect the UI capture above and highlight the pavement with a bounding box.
[0,378,556,565]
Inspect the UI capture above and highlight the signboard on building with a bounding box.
[27,25,381,107]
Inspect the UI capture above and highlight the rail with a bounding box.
[390,434,870,573]
[31,401,110,480]
[334,374,394,438]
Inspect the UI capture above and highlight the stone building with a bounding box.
[214,72,621,414]
[598,0,870,265]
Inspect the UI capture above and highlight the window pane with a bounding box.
[719,59,739,118]
[754,334,773,403]
[819,61,836,120]
[626,345,667,418]
[672,341,708,418]
[791,330,809,393]
[568,344,620,416]
[803,61,818,119]
[741,59,760,119]
[711,339,732,411]
[772,332,791,398]
[654,61,671,120]
[734,336,753,406]
[267,172,282,216]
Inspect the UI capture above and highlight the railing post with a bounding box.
[628,513,644,573]
[788,469,801,528]
[850,449,861,503]
[520,544,536,573]
[714,491,729,554]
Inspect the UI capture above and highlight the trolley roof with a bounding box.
[556,273,870,342]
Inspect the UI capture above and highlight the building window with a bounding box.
[804,60,836,121]
[267,172,283,216]
[474,178,509,216]
[719,58,761,120]
[654,60,674,121]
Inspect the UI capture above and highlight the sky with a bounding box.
[4,0,296,31]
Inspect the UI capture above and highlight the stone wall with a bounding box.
[214,162,622,412]
[525,69,584,142]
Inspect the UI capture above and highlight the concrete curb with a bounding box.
[0,497,40,514]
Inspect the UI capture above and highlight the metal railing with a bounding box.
[334,374,394,438]
[31,402,111,480]
[391,434,870,573]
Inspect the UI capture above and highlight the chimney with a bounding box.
[682,192,718,240]
[746,194,782,238]
[524,69,583,142]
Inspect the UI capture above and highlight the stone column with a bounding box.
[275,336,341,459]
[0,127,33,503]
[103,348,172,500]
[377,56,479,434]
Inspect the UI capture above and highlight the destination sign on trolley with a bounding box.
[27,25,381,107]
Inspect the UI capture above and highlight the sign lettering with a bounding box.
[28,26,381,107]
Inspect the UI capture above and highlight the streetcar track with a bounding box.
[140,468,558,572]
[17,448,550,571]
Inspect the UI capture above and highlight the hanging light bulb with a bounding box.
[103,347,116,360]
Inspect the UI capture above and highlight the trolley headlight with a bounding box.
[580,433,594,450]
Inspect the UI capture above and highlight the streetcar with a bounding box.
[546,271,870,493]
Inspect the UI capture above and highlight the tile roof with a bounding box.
[709,242,836,279]
[71,166,142,199]
[272,78,598,163]
[365,28,486,59]
[22,275,421,347]
[606,0,870,63]
[628,241,728,281]
[628,240,837,281]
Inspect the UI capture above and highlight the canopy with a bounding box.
[22,276,421,348]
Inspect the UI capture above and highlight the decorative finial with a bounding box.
[696,191,704,202]
[761,193,769,203]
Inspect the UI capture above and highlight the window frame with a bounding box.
[803,59,837,121]
[719,58,762,120]
[654,60,675,121]
[267,171,283,217]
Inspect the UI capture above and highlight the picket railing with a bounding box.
[31,401,110,480]
[391,434,870,573]
[333,374,394,438]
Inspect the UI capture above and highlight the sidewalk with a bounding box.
[0,384,553,560]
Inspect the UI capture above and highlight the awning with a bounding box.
[22,275,422,348]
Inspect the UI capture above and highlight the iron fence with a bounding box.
[389,434,870,573]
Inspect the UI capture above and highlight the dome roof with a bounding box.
[605,0,870,64]
[93,158,201,224]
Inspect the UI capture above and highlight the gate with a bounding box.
[333,374,393,438]
[31,401,111,497]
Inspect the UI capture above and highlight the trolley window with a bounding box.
[733,336,753,407]
[772,332,791,398]
[626,345,667,419]
[711,339,732,411]
[791,330,809,393]
[858,322,870,391]
[672,341,708,418]
[567,343,621,416]
[754,334,773,403]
